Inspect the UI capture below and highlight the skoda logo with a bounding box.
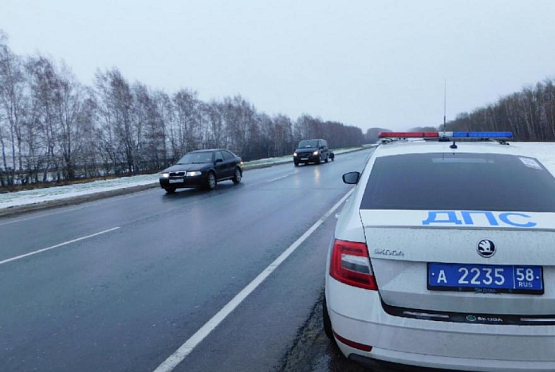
[477,239,496,258]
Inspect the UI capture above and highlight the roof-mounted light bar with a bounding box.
[379,131,513,140]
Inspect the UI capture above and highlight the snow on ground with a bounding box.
[0,146,371,210]
[0,174,158,209]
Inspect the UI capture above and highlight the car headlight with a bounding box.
[293,152,297,157]
[161,172,170,178]
[313,150,319,156]
[186,171,202,177]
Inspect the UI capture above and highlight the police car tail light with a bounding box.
[330,239,377,290]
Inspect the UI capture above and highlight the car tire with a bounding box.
[325,154,329,163]
[232,168,242,184]
[323,297,334,340]
[164,187,176,194]
[206,172,217,190]
[294,161,299,167]
[316,157,321,165]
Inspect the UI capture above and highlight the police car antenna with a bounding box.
[448,83,457,154]
[438,79,451,142]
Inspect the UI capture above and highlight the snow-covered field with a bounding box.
[0,146,371,210]
[0,174,158,210]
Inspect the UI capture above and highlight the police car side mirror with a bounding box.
[342,171,360,185]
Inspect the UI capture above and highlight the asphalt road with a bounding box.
[0,150,373,372]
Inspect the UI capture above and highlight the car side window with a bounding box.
[222,151,234,160]
[215,151,224,162]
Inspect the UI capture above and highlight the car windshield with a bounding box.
[298,140,319,148]
[361,153,555,212]
[177,152,213,164]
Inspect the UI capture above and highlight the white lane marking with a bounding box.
[0,227,120,265]
[266,172,294,183]
[153,188,354,372]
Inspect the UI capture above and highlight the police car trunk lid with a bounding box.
[360,209,555,315]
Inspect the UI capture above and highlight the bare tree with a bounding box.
[0,33,28,185]
[173,89,202,153]
[95,68,136,173]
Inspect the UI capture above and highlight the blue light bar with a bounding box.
[452,131,513,139]
[453,132,468,138]
[469,131,513,138]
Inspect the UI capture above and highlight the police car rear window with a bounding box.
[361,153,555,212]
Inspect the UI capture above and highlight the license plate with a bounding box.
[428,263,543,294]
[169,179,183,184]
[301,157,309,160]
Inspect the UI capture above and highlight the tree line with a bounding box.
[0,32,364,188]
[364,78,555,143]
[444,78,555,140]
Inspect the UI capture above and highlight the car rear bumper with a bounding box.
[327,277,555,371]
[345,348,555,372]
[159,176,206,188]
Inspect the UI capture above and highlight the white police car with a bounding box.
[324,131,555,371]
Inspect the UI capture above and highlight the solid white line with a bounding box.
[153,188,354,372]
[0,227,121,265]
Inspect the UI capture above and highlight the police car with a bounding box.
[324,131,555,371]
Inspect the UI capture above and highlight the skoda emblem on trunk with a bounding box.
[477,239,496,258]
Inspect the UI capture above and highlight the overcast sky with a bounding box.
[1,0,554,132]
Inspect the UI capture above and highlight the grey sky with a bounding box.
[2,0,554,132]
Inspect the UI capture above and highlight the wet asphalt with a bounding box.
[0,150,374,372]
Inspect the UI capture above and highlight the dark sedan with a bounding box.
[159,149,243,193]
